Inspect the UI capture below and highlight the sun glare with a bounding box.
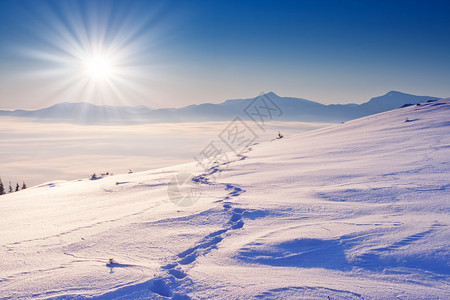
[21,0,167,106]
[84,56,112,80]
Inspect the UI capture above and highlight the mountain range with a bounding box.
[0,91,440,124]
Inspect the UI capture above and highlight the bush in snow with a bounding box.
[0,178,5,195]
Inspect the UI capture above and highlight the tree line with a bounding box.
[0,178,26,195]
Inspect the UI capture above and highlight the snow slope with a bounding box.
[1,99,449,299]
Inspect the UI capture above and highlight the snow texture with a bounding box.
[0,98,449,299]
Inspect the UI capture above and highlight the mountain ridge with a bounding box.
[0,91,440,124]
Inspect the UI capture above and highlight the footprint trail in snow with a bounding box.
[148,152,249,299]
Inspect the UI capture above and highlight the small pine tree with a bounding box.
[0,178,5,195]
[8,182,13,193]
[15,183,20,192]
[22,182,27,190]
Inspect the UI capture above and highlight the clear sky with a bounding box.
[0,0,449,109]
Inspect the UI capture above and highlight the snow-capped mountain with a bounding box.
[0,98,449,299]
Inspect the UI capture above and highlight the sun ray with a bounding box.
[15,0,176,108]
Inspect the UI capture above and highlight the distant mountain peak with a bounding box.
[383,90,418,98]
[264,91,279,98]
[386,90,404,95]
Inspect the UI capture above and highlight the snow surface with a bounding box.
[1,99,449,299]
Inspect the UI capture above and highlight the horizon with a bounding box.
[0,90,444,111]
[1,0,450,110]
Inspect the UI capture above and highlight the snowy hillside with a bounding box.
[1,99,449,299]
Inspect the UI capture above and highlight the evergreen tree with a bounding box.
[22,182,27,190]
[15,183,20,192]
[0,178,5,195]
[8,182,13,193]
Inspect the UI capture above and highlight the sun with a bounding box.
[84,56,113,80]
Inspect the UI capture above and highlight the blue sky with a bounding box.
[0,0,449,109]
